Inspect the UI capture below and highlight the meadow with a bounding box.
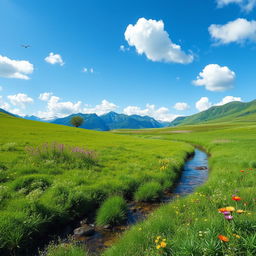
[102,122,256,256]
[0,112,193,256]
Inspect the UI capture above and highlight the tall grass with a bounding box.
[26,142,97,169]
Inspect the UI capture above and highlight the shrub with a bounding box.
[96,196,127,226]
[26,142,97,169]
[134,182,163,202]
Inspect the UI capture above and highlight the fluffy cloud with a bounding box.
[123,104,178,122]
[209,18,256,45]
[7,93,33,109]
[195,97,213,112]
[216,96,242,105]
[216,0,256,11]
[195,96,242,112]
[83,100,117,115]
[174,102,190,111]
[0,55,34,80]
[39,92,53,101]
[193,64,235,92]
[124,18,193,64]
[37,96,82,119]
[37,95,117,120]
[45,53,64,66]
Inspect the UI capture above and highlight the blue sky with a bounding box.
[0,0,256,121]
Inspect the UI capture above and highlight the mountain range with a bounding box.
[23,112,169,131]
[2,99,256,130]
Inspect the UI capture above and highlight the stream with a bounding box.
[69,148,209,255]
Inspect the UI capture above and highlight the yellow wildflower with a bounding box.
[160,241,167,248]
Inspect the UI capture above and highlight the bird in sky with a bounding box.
[21,44,31,48]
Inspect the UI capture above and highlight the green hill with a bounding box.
[170,100,256,126]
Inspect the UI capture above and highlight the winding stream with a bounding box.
[72,148,209,255]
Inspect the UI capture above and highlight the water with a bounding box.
[73,148,209,255]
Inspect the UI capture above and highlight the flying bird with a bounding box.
[21,44,31,48]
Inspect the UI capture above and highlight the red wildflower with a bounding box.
[218,235,229,242]
[232,196,241,201]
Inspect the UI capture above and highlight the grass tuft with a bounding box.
[96,196,128,226]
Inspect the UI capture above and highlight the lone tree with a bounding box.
[70,116,84,128]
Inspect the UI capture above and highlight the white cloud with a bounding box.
[196,97,213,112]
[83,100,117,115]
[193,64,235,92]
[7,93,34,109]
[82,67,94,73]
[124,18,193,64]
[120,45,130,52]
[39,92,53,101]
[123,104,178,122]
[0,96,24,116]
[45,52,64,66]
[37,96,82,119]
[0,55,34,80]
[174,102,190,111]
[195,96,242,112]
[216,0,256,11]
[216,95,242,105]
[209,18,256,45]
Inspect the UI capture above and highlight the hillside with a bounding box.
[170,100,256,126]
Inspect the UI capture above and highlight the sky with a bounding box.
[0,0,256,121]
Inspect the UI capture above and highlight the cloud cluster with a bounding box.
[7,93,34,109]
[45,52,64,66]
[195,96,242,112]
[124,18,193,64]
[123,104,178,122]
[174,102,190,111]
[37,93,117,119]
[0,55,34,80]
[209,18,256,45]
[216,0,256,11]
[193,64,235,92]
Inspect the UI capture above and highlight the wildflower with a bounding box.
[236,209,246,214]
[218,235,229,242]
[240,170,244,172]
[156,245,161,249]
[223,211,231,215]
[225,206,235,212]
[233,234,241,239]
[224,215,233,220]
[218,208,227,213]
[232,196,241,201]
[160,241,167,248]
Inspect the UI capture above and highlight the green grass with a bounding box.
[96,196,127,226]
[134,181,163,202]
[0,113,192,255]
[104,123,256,256]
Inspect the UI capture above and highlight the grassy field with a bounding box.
[101,122,256,256]
[0,113,193,256]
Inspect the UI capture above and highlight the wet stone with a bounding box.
[194,166,207,170]
[74,225,95,237]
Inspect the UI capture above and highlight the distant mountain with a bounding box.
[24,115,46,122]
[52,112,164,131]
[170,100,256,126]
[52,113,109,131]
[100,112,163,130]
